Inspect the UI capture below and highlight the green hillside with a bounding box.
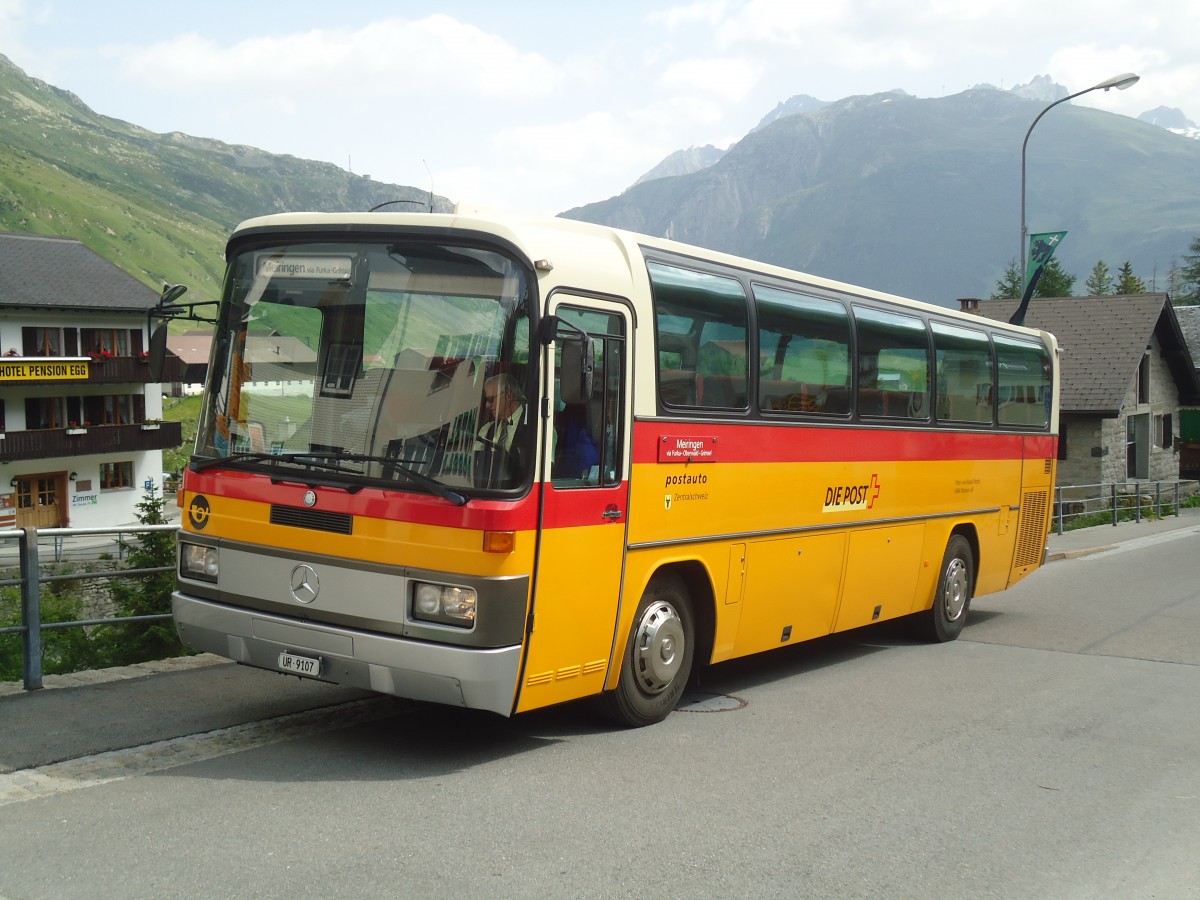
[0,54,449,303]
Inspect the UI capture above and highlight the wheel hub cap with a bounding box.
[944,558,968,621]
[633,600,685,694]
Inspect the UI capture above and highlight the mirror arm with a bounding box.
[539,314,588,346]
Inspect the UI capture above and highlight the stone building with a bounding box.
[0,231,183,527]
[963,294,1200,485]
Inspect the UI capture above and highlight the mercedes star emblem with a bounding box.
[289,563,320,604]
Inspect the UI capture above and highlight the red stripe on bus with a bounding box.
[182,468,541,531]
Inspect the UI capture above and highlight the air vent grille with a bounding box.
[1014,490,1048,568]
[269,505,353,535]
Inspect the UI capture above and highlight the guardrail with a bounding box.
[1053,480,1199,534]
[0,524,179,692]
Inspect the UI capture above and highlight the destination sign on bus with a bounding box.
[256,255,353,280]
[658,435,718,463]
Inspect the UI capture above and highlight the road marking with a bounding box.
[0,697,396,807]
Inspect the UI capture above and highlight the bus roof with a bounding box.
[229,208,1057,348]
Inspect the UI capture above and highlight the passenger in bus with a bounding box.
[475,373,530,485]
[554,404,599,480]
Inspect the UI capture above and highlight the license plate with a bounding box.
[278,651,322,677]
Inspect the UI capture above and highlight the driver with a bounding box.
[475,374,529,485]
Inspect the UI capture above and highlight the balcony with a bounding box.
[0,354,184,386]
[0,421,183,462]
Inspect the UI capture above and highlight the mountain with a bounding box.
[752,93,831,132]
[564,84,1200,307]
[634,145,727,185]
[4,53,1198,311]
[631,95,834,189]
[1138,105,1199,141]
[1139,106,1196,130]
[0,54,450,303]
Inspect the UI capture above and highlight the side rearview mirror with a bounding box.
[148,322,169,383]
[540,314,594,403]
[559,335,594,405]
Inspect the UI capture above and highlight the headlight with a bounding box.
[411,582,477,628]
[180,542,218,582]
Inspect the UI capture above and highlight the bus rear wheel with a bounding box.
[602,573,694,727]
[912,534,974,643]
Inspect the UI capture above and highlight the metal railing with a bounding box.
[1053,480,1199,534]
[0,524,179,691]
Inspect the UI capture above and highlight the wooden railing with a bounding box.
[0,421,183,462]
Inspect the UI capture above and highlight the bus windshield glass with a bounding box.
[193,238,533,496]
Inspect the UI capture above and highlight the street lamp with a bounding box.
[1020,72,1140,278]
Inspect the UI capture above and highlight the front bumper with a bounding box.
[173,592,523,716]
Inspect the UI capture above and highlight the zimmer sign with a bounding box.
[0,358,90,382]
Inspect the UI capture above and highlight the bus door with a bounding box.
[516,297,631,713]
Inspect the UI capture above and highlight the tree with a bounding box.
[991,260,1022,300]
[1034,257,1076,298]
[1085,260,1113,296]
[1178,236,1200,304]
[1115,261,1147,295]
[92,483,183,666]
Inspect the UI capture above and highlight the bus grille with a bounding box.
[1014,490,1048,568]
[269,505,353,535]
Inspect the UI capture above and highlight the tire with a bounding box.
[601,573,695,727]
[912,534,974,643]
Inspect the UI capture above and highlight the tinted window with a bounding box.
[853,306,930,419]
[995,334,1051,428]
[754,285,851,415]
[932,321,993,424]
[648,262,748,410]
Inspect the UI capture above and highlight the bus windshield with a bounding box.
[193,238,533,497]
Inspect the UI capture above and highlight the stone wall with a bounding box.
[1059,334,1183,486]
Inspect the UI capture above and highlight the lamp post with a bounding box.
[1020,72,1140,279]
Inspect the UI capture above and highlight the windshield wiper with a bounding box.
[332,452,469,506]
[189,451,468,506]
[190,451,349,473]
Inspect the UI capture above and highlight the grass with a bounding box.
[161,394,204,475]
[1059,489,1200,531]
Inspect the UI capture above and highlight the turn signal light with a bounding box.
[483,530,515,554]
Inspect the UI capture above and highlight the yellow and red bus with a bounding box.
[171,209,1057,726]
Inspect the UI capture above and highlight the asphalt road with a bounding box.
[2,526,1199,898]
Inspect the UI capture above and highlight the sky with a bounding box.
[1,0,1197,216]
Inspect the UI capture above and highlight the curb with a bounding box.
[0,653,228,699]
[1045,545,1118,563]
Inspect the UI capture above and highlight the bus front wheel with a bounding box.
[602,573,695,727]
[913,534,974,643]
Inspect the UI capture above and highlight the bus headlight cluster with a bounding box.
[180,542,219,582]
[412,582,477,628]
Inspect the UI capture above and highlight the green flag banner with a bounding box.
[1023,231,1067,291]
[1010,230,1067,326]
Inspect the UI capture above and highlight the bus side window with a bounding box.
[932,321,993,424]
[754,285,851,417]
[648,261,748,411]
[853,305,930,420]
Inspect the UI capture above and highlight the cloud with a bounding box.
[109,14,565,101]
[657,57,762,104]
